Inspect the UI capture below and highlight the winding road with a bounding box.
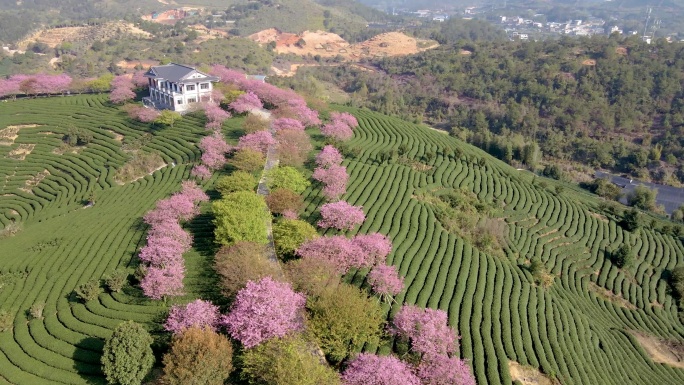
[595,171,684,214]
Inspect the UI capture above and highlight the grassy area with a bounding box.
[300,108,684,385]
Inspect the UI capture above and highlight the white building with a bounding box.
[143,63,219,113]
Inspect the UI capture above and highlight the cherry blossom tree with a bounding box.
[391,305,458,357]
[272,118,305,132]
[316,146,343,168]
[132,71,148,89]
[209,65,246,86]
[180,181,209,204]
[296,236,367,273]
[164,299,221,334]
[140,262,185,300]
[321,120,353,141]
[126,105,160,122]
[238,130,276,155]
[191,165,212,180]
[318,201,365,230]
[138,234,186,267]
[0,77,20,98]
[229,91,263,113]
[341,353,420,385]
[352,233,392,266]
[330,112,358,129]
[313,164,348,201]
[366,265,403,301]
[199,132,232,170]
[221,277,306,348]
[276,129,312,167]
[416,354,476,385]
[203,102,231,130]
[110,75,136,104]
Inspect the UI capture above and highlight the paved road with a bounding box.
[253,108,281,265]
[595,171,684,214]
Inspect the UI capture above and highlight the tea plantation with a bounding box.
[0,94,683,385]
[302,109,684,385]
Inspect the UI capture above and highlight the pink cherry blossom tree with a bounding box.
[0,77,21,99]
[203,102,231,130]
[164,299,221,334]
[352,233,392,266]
[366,264,404,302]
[229,91,263,113]
[110,75,136,104]
[341,353,420,385]
[312,164,348,201]
[272,118,305,132]
[138,234,186,267]
[276,129,312,167]
[180,180,210,204]
[126,105,160,122]
[330,112,358,129]
[416,354,476,385]
[237,130,276,155]
[221,277,306,348]
[391,305,458,357]
[316,145,343,168]
[199,132,232,170]
[191,165,211,180]
[318,201,365,230]
[321,120,353,141]
[296,236,367,273]
[132,71,148,88]
[140,262,185,300]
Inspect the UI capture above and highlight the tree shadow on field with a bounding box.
[72,336,107,385]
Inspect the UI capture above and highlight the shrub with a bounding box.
[243,113,271,133]
[104,270,128,293]
[213,191,269,245]
[627,185,657,211]
[215,171,257,196]
[75,279,102,302]
[241,334,340,385]
[101,321,154,385]
[284,257,340,297]
[273,219,318,258]
[307,283,383,363]
[541,164,563,180]
[672,266,684,300]
[268,166,310,194]
[622,208,642,231]
[0,311,12,332]
[613,244,634,268]
[213,242,280,297]
[29,302,45,320]
[265,188,304,215]
[230,148,265,173]
[162,327,233,385]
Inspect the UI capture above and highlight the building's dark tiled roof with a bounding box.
[144,63,218,83]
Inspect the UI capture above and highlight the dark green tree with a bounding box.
[101,321,154,385]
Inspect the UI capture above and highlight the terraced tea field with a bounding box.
[302,109,684,385]
[0,95,219,384]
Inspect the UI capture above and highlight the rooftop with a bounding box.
[144,63,218,83]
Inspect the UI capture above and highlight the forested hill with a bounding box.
[290,35,684,186]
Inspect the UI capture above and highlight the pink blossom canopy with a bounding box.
[341,353,420,385]
[352,233,392,265]
[367,264,404,298]
[316,145,343,168]
[140,262,185,300]
[416,354,476,385]
[272,117,305,132]
[164,299,221,334]
[191,165,212,180]
[392,305,458,357]
[238,130,276,155]
[313,164,348,201]
[321,120,353,141]
[221,277,306,348]
[199,132,232,170]
[229,91,263,113]
[317,201,365,230]
[296,235,366,273]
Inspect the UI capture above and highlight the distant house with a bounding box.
[143,63,219,113]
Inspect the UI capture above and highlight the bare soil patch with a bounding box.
[116,59,160,71]
[508,361,558,385]
[20,170,50,193]
[589,212,609,222]
[589,282,636,310]
[8,144,35,160]
[249,29,438,61]
[105,130,124,142]
[0,125,39,146]
[616,46,628,55]
[630,330,684,368]
[582,59,596,66]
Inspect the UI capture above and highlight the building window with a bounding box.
[177,99,183,105]
[188,98,197,103]
[200,83,209,90]
[186,85,196,91]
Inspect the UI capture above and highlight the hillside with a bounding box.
[1,92,684,384]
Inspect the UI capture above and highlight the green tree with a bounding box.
[671,266,684,300]
[622,208,642,231]
[155,110,182,129]
[214,241,280,297]
[307,283,384,364]
[230,148,265,173]
[627,185,657,211]
[213,191,269,245]
[162,327,233,385]
[88,74,114,93]
[101,321,154,385]
[215,171,257,196]
[241,334,340,385]
[273,219,318,259]
[612,244,634,268]
[268,166,310,194]
[103,270,128,293]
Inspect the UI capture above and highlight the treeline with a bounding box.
[288,34,684,185]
